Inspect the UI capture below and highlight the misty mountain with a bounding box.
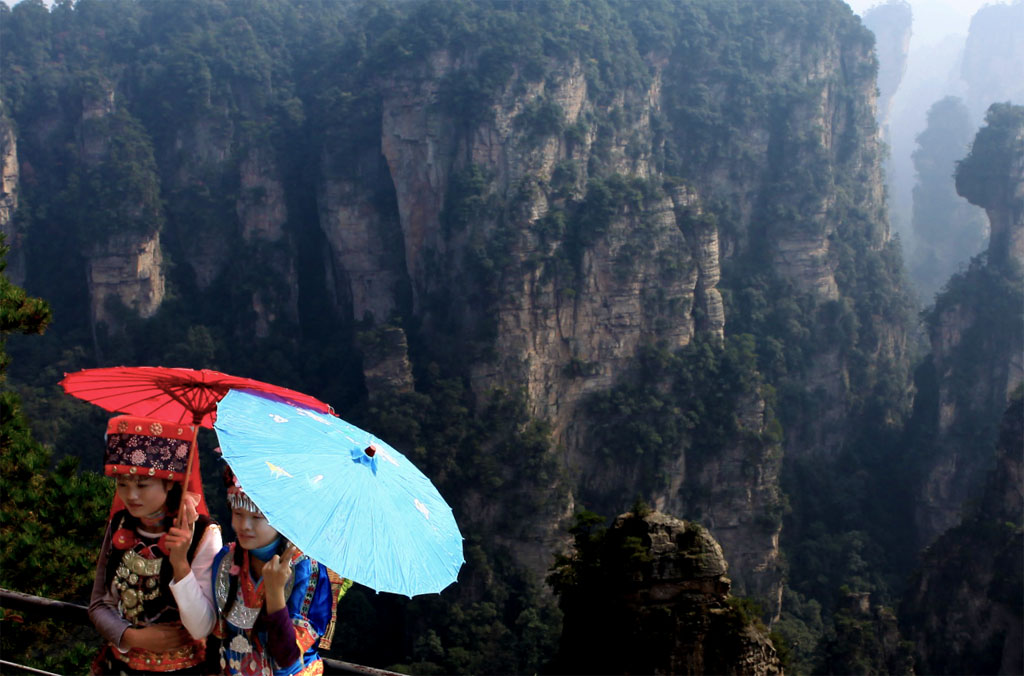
[860,0,1023,297]
[1,1,1020,673]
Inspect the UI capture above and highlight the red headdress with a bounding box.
[104,415,209,517]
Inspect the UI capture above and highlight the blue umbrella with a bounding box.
[213,389,464,597]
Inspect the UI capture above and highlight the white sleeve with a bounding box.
[169,523,223,639]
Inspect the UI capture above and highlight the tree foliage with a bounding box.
[955,103,1024,212]
[585,333,772,504]
[1,238,110,674]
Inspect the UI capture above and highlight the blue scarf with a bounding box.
[249,537,282,562]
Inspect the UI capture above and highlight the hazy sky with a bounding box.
[844,0,1014,49]
[843,0,1020,250]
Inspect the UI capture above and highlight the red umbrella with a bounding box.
[59,366,334,518]
[60,366,332,428]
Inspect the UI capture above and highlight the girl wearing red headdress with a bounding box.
[88,415,223,674]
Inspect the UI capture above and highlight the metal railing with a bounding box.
[0,588,401,676]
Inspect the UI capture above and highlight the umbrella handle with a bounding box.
[176,434,201,527]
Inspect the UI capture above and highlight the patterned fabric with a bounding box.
[104,415,195,479]
[212,545,332,676]
[103,641,206,673]
[318,571,352,649]
[91,644,208,675]
[92,512,214,675]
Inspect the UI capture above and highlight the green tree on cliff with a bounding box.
[955,103,1024,215]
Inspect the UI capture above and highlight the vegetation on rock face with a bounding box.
[2,0,1013,673]
[900,389,1024,675]
[64,108,165,243]
[898,105,1024,552]
[647,2,918,643]
[925,254,1023,438]
[819,592,914,675]
[584,334,777,505]
[885,104,1024,676]
[955,103,1024,215]
[342,379,565,674]
[548,508,783,675]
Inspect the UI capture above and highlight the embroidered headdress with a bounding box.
[105,415,196,481]
[224,464,263,516]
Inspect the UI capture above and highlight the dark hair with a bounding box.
[223,544,245,618]
[163,481,183,525]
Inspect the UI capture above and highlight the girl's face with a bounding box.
[232,507,279,551]
[116,476,171,518]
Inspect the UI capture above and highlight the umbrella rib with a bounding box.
[158,382,213,421]
[64,388,172,413]
[185,383,228,415]
[63,382,165,397]
[141,396,188,418]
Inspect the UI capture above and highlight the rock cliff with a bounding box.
[85,232,165,326]
[550,509,783,675]
[956,104,1024,270]
[913,104,1024,543]
[4,0,909,628]
[821,591,914,674]
[346,1,897,613]
[901,390,1024,675]
[861,0,911,133]
[75,85,166,329]
[318,154,406,324]
[678,390,784,619]
[0,104,22,284]
[357,324,415,397]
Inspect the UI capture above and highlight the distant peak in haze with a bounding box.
[848,0,1012,50]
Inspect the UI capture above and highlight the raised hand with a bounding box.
[167,494,199,581]
[262,544,299,614]
[166,523,195,581]
[176,492,200,528]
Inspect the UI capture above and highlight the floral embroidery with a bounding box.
[105,432,190,474]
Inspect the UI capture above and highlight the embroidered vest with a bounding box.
[103,511,212,672]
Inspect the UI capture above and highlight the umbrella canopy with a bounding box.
[214,389,464,597]
[60,366,333,428]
